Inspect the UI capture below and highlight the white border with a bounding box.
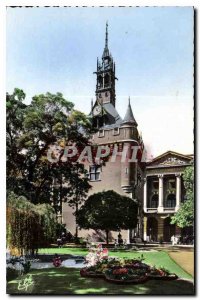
[2,0,200,6]
[0,1,198,299]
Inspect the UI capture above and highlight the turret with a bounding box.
[122,97,138,126]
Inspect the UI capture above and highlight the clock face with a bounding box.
[93,105,101,116]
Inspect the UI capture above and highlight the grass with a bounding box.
[7,248,193,295]
[7,267,194,295]
[38,247,193,280]
[38,247,88,256]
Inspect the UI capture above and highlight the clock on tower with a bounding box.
[93,105,102,116]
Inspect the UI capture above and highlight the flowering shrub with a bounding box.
[85,244,108,267]
[53,256,62,267]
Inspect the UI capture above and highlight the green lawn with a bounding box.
[7,248,193,295]
[7,268,194,295]
[38,247,88,256]
[38,248,193,280]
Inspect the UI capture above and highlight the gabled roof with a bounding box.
[122,98,137,126]
[147,150,193,168]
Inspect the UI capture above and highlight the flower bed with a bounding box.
[80,267,105,279]
[80,245,178,284]
[147,267,178,280]
[104,266,149,284]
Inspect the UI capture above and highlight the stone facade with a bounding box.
[143,151,193,242]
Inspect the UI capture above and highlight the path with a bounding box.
[167,249,194,277]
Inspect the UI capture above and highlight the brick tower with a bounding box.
[62,24,145,242]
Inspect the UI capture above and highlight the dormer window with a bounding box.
[98,129,105,138]
[113,127,119,136]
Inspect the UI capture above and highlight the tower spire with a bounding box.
[105,21,108,49]
[102,22,109,58]
[94,22,116,107]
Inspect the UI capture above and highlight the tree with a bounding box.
[171,165,194,228]
[7,192,57,255]
[7,90,93,208]
[76,190,138,244]
[6,88,27,182]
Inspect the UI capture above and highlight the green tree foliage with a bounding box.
[77,190,138,244]
[6,89,27,179]
[171,165,194,228]
[7,192,57,255]
[7,89,93,209]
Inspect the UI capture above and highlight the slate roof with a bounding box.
[103,103,122,123]
[122,99,138,126]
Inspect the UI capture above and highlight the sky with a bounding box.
[6,6,194,157]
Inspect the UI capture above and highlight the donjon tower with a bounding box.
[63,23,145,242]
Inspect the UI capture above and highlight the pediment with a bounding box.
[147,151,192,167]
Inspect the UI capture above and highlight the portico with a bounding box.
[143,151,193,242]
[144,173,182,214]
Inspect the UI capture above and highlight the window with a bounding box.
[89,165,101,181]
[153,181,159,189]
[113,127,119,136]
[169,180,176,189]
[166,194,176,208]
[98,129,105,138]
[98,75,103,88]
[104,74,110,87]
[151,194,158,208]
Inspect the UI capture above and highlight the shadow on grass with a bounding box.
[7,268,194,295]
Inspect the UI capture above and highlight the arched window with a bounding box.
[98,75,103,88]
[151,194,158,208]
[104,74,110,87]
[166,194,176,208]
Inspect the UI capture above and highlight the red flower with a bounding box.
[113,268,128,275]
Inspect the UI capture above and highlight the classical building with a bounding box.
[62,24,193,244]
[143,151,193,242]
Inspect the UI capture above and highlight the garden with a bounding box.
[7,245,194,295]
[6,89,194,295]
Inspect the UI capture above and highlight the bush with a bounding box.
[7,192,57,255]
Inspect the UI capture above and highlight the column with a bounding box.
[175,173,182,211]
[158,174,164,213]
[126,192,132,244]
[143,216,147,241]
[143,177,147,212]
